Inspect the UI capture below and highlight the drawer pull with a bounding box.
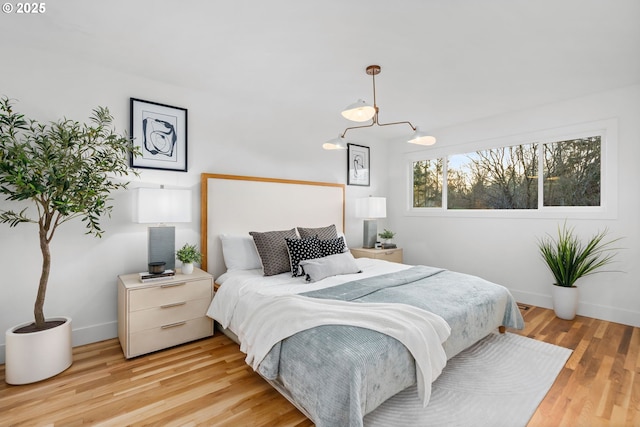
[161,301,186,309]
[160,282,186,288]
[161,321,187,329]
[384,251,394,255]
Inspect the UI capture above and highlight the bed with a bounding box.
[200,173,524,427]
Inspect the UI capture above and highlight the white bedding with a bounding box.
[207,257,451,407]
[208,257,410,333]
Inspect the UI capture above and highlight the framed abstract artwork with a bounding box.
[130,98,188,172]
[347,143,370,186]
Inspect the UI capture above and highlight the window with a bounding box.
[412,159,443,208]
[543,137,600,207]
[408,120,615,219]
[446,144,538,209]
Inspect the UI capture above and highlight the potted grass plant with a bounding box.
[537,222,621,320]
[0,96,139,384]
[176,243,202,274]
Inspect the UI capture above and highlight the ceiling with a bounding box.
[3,0,640,143]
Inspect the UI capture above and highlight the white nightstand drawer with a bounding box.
[128,317,213,357]
[128,297,212,333]
[129,279,211,311]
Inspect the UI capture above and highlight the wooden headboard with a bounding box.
[200,173,345,279]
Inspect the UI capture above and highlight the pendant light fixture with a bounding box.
[323,65,436,149]
[322,134,348,150]
[341,99,376,122]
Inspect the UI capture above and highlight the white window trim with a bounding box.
[405,119,618,219]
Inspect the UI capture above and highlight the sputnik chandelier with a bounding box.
[323,65,436,150]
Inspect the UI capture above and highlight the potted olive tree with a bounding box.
[176,243,202,274]
[0,97,139,384]
[537,222,621,320]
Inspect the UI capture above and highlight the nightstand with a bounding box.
[117,267,214,358]
[350,247,403,263]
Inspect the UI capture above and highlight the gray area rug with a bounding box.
[364,332,572,427]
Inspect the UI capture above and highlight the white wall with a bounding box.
[0,46,389,362]
[387,85,640,327]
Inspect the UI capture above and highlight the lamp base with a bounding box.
[362,219,377,248]
[148,226,176,270]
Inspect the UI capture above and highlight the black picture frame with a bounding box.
[347,143,370,186]
[130,98,188,172]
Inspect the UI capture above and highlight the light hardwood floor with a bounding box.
[1,305,638,426]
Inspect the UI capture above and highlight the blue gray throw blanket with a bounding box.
[257,266,524,427]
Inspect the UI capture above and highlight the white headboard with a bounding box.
[200,173,345,279]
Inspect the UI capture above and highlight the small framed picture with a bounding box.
[130,98,188,172]
[347,143,370,186]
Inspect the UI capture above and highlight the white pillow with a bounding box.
[299,252,361,282]
[220,234,262,271]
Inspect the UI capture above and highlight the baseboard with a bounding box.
[0,321,118,365]
[511,289,640,328]
[577,303,640,328]
[71,321,118,348]
[509,289,553,310]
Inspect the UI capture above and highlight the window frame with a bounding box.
[405,119,618,219]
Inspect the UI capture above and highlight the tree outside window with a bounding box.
[412,136,601,210]
[413,158,443,208]
[543,137,600,207]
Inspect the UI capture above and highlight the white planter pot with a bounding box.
[181,263,194,274]
[5,316,73,385]
[551,285,579,320]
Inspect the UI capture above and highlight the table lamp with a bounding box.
[135,187,192,271]
[355,197,386,248]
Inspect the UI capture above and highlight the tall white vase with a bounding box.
[5,316,73,385]
[551,285,579,320]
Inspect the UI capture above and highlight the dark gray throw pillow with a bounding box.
[249,228,298,276]
[297,224,338,240]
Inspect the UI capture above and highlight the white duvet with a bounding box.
[209,257,409,332]
[207,258,452,406]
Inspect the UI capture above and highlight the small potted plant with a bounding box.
[537,222,621,320]
[378,229,396,249]
[176,243,202,274]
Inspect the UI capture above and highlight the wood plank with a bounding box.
[0,306,638,426]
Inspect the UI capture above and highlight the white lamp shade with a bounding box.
[355,197,386,219]
[408,127,437,146]
[322,134,348,150]
[341,99,376,122]
[135,188,192,223]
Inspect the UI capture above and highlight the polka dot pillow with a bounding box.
[319,236,346,257]
[286,236,322,277]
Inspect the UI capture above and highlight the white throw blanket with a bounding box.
[234,293,451,406]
